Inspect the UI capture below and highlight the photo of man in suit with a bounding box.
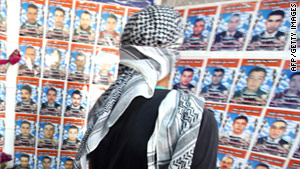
[253,120,289,156]
[249,10,286,50]
[65,90,85,118]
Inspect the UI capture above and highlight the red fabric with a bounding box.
[0,49,21,65]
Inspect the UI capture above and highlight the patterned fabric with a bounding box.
[74,5,205,169]
[121,5,183,47]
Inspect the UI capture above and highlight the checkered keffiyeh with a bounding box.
[121,5,183,47]
[75,5,203,169]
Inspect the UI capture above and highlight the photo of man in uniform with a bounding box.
[271,72,300,109]
[47,7,69,40]
[217,156,234,169]
[63,158,74,169]
[232,67,268,105]
[98,13,120,46]
[20,3,42,37]
[18,46,40,77]
[182,18,206,50]
[38,123,58,149]
[220,115,250,149]
[249,10,286,50]
[173,68,196,93]
[201,68,227,102]
[14,154,31,169]
[213,14,243,50]
[73,11,95,43]
[65,90,85,118]
[16,85,37,113]
[41,156,52,169]
[15,121,35,146]
[68,52,88,82]
[41,88,61,116]
[253,120,289,156]
[62,125,80,150]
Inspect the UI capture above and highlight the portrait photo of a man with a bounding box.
[62,125,81,150]
[247,9,287,51]
[68,52,90,83]
[73,10,95,44]
[40,87,61,116]
[253,119,290,157]
[46,7,69,40]
[173,68,197,93]
[38,123,58,149]
[15,120,35,147]
[65,90,85,118]
[270,71,300,109]
[19,3,43,38]
[14,154,31,169]
[219,115,251,149]
[200,68,228,102]
[18,46,40,77]
[98,13,121,46]
[43,49,66,80]
[231,67,268,106]
[15,84,37,114]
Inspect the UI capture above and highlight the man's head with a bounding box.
[46,88,57,105]
[64,158,74,169]
[228,14,240,33]
[43,123,55,139]
[211,68,225,85]
[21,85,32,103]
[24,46,36,64]
[71,90,82,107]
[67,125,79,142]
[219,156,234,169]
[255,163,269,169]
[265,10,285,34]
[289,72,300,93]
[106,14,117,33]
[80,11,91,30]
[232,116,248,135]
[193,18,205,36]
[269,120,287,139]
[179,68,194,87]
[20,121,31,137]
[20,154,30,168]
[75,52,86,72]
[42,156,52,169]
[49,49,61,69]
[54,7,65,29]
[26,4,38,25]
[246,67,266,93]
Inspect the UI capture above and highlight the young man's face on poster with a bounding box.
[265,14,283,34]
[43,124,55,139]
[27,6,38,24]
[193,20,205,35]
[180,70,193,86]
[25,47,36,64]
[227,15,240,33]
[232,118,247,135]
[289,75,300,92]
[20,156,30,168]
[106,17,117,32]
[80,12,91,30]
[75,54,86,72]
[42,157,51,169]
[269,121,286,139]
[21,89,31,102]
[246,71,265,92]
[20,123,31,137]
[72,94,81,107]
[68,128,78,142]
[212,71,224,85]
[47,90,57,105]
[54,9,65,29]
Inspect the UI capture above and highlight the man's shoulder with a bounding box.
[280,138,289,145]
[216,31,226,37]
[235,30,244,36]
[276,31,285,37]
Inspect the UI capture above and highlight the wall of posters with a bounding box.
[0,0,299,168]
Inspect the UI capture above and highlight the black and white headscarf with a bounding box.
[74,5,204,169]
